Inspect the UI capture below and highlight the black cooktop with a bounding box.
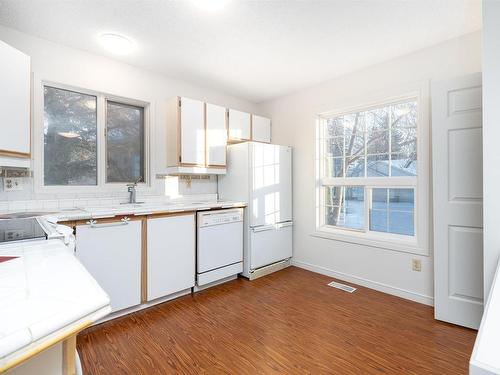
[0,217,47,243]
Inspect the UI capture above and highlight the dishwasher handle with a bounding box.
[86,217,130,228]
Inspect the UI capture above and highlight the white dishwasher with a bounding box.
[197,208,244,286]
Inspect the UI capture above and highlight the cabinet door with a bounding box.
[228,109,251,141]
[206,103,227,166]
[147,214,195,301]
[180,97,205,165]
[0,40,30,157]
[251,115,271,143]
[75,219,142,313]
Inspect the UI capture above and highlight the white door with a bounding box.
[147,214,195,301]
[250,223,293,270]
[252,115,271,143]
[0,40,30,156]
[228,109,251,141]
[250,143,292,227]
[206,103,227,167]
[432,73,483,329]
[76,219,142,313]
[180,97,205,165]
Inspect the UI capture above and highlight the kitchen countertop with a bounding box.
[0,240,111,372]
[51,200,247,222]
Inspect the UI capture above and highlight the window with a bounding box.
[42,85,148,187]
[316,94,427,252]
[43,86,97,185]
[106,101,145,183]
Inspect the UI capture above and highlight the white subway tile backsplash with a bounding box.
[25,200,44,211]
[9,201,27,211]
[0,201,8,213]
[42,200,59,210]
[0,174,219,212]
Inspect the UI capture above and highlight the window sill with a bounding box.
[311,227,429,256]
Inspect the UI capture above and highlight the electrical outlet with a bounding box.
[412,259,422,272]
[3,178,23,191]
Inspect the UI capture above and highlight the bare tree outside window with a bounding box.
[43,86,97,185]
[321,99,417,235]
[106,101,145,183]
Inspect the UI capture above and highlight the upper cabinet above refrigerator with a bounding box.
[228,110,271,144]
[251,115,271,143]
[228,109,251,142]
[0,40,31,168]
[164,96,227,175]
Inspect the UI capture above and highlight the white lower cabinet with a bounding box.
[75,218,142,313]
[147,214,195,301]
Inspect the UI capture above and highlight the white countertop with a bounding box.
[0,240,111,371]
[470,259,500,374]
[52,200,247,221]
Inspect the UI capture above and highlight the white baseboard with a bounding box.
[292,260,434,306]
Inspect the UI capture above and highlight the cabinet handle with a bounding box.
[87,217,131,228]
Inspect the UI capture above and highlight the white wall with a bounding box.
[258,32,482,304]
[0,25,258,201]
[482,0,500,301]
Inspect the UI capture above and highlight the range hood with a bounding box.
[156,166,226,177]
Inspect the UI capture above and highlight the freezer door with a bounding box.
[250,222,293,270]
[250,143,292,227]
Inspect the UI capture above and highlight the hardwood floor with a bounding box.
[77,267,476,374]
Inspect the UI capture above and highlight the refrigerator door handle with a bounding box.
[276,221,293,229]
[251,225,275,233]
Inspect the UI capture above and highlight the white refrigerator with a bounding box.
[218,142,293,279]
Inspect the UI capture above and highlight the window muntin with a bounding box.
[318,98,418,239]
[43,86,97,186]
[42,84,147,187]
[106,101,145,183]
[369,188,414,236]
[324,186,364,231]
[322,100,417,179]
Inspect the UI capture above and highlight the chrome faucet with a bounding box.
[126,177,142,204]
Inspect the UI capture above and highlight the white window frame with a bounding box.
[34,80,153,194]
[314,81,430,256]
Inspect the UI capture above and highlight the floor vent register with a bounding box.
[327,281,356,293]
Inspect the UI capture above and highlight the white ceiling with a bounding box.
[0,0,481,103]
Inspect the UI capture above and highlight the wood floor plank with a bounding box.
[77,267,476,374]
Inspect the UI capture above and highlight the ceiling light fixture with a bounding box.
[192,0,231,12]
[98,33,134,55]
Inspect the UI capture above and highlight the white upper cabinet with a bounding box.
[0,40,31,160]
[251,115,271,143]
[165,96,227,174]
[228,109,251,141]
[206,103,227,167]
[180,97,205,165]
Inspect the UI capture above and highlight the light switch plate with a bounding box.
[3,177,23,191]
